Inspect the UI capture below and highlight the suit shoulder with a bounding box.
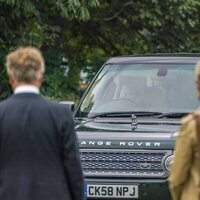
[42,97,61,107]
[182,109,200,125]
[180,111,200,134]
[179,113,197,139]
[181,113,195,125]
[0,97,13,108]
[42,97,71,112]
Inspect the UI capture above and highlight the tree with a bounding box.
[0,0,199,101]
[0,0,100,100]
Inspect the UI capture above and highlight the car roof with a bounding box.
[106,54,200,64]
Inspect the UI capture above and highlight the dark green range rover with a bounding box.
[74,55,200,200]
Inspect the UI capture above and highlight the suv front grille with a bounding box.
[80,149,172,178]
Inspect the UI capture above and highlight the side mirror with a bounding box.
[59,101,75,112]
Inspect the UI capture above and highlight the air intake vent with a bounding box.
[80,149,172,178]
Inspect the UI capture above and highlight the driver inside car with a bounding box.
[119,85,142,106]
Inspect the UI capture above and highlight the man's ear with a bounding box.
[40,75,44,84]
[36,74,44,88]
[9,75,14,85]
[8,75,17,91]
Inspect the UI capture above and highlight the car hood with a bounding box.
[76,117,179,150]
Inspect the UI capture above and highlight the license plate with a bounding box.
[86,184,139,198]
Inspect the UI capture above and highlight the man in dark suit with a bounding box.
[0,47,84,200]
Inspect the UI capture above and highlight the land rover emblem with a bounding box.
[140,162,150,169]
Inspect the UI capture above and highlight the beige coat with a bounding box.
[169,110,199,200]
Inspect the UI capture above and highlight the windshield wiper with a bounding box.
[156,112,189,118]
[88,111,163,119]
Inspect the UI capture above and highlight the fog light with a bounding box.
[165,155,174,171]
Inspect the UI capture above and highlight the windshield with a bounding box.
[77,64,199,117]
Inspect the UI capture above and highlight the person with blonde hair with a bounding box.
[0,47,84,200]
[169,61,200,200]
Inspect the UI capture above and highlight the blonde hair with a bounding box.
[195,61,200,89]
[6,47,45,83]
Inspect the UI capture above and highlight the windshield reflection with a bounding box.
[78,64,199,117]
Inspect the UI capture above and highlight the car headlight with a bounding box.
[165,155,174,171]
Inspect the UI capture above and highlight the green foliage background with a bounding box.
[0,0,200,101]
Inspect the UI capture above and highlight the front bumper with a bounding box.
[85,178,171,200]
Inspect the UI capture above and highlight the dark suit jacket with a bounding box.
[0,93,84,200]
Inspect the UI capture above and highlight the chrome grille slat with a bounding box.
[80,149,171,178]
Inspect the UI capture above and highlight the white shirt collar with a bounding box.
[14,85,40,94]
